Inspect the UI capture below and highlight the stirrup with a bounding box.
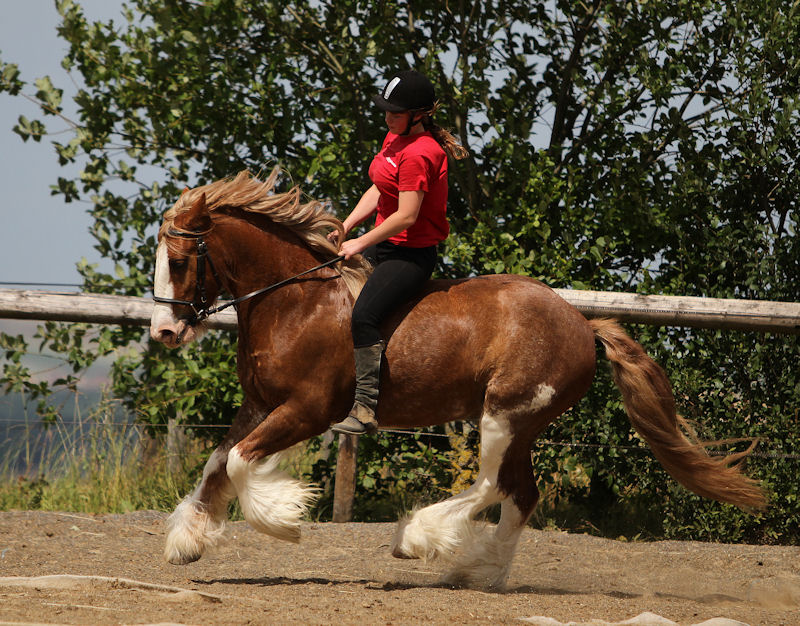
[331,415,377,436]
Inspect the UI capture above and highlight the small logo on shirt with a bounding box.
[385,157,397,168]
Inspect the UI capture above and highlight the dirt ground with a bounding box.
[0,511,798,625]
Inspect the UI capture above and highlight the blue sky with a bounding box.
[0,1,126,288]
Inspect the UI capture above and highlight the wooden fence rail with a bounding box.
[2,286,799,522]
[0,289,236,330]
[2,287,799,333]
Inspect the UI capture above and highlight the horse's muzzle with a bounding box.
[151,318,198,348]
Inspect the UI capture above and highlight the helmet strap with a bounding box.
[401,111,423,136]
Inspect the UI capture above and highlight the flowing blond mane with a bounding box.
[160,169,369,299]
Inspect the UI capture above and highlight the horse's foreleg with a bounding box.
[225,403,322,543]
[164,402,264,565]
[165,446,236,564]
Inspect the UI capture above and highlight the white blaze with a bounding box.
[150,239,178,338]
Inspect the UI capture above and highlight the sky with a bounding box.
[0,0,127,289]
[0,2,130,390]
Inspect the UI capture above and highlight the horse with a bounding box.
[149,170,765,589]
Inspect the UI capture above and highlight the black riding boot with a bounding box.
[331,341,385,435]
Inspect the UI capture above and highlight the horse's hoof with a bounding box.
[391,545,417,559]
[166,551,202,565]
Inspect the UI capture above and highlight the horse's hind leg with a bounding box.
[391,410,540,589]
[443,440,539,589]
[391,412,515,561]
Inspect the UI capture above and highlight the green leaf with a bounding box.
[34,75,64,112]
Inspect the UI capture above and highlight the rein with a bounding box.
[153,228,345,324]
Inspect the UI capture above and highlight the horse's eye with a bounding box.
[169,258,188,271]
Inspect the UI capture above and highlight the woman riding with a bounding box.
[330,69,468,436]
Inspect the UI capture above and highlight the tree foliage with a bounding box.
[1,0,799,540]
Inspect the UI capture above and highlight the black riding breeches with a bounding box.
[351,241,437,347]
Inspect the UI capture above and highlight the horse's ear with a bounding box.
[175,192,212,233]
[181,187,190,196]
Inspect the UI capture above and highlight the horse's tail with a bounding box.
[589,318,766,510]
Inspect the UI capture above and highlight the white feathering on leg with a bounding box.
[443,498,530,589]
[226,447,318,542]
[392,502,477,560]
[393,411,532,589]
[164,495,228,565]
[440,526,520,589]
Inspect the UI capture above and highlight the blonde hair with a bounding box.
[160,169,370,299]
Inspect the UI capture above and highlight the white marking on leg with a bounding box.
[392,412,511,561]
[444,499,529,589]
[199,447,237,517]
[164,448,234,565]
[226,446,318,543]
[164,495,226,565]
[529,383,556,412]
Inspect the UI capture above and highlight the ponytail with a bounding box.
[419,103,469,161]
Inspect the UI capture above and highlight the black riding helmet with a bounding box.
[373,70,435,113]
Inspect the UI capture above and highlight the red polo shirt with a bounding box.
[368,131,449,248]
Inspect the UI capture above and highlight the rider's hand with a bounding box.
[339,237,368,260]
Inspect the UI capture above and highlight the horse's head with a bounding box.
[150,191,220,348]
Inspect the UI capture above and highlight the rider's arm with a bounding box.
[341,185,381,235]
[339,190,424,259]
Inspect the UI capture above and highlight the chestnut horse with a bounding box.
[150,171,764,589]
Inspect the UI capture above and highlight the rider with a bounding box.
[330,69,468,436]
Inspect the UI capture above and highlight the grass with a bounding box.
[0,392,207,514]
[0,393,667,540]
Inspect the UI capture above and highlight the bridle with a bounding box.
[152,228,344,325]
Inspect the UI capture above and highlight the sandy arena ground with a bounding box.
[0,511,798,625]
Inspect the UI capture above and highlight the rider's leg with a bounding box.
[331,243,436,435]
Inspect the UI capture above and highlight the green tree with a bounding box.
[1,0,798,539]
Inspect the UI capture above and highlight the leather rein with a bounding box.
[152,228,345,325]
